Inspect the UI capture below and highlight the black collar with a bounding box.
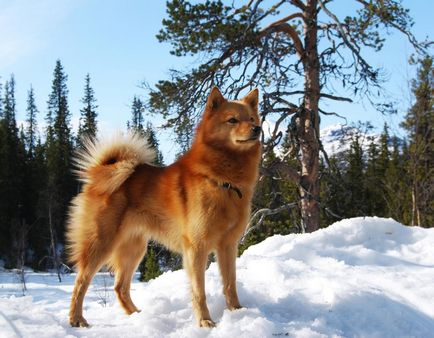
[220,182,243,199]
[206,177,243,199]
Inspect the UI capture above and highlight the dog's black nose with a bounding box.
[252,126,262,137]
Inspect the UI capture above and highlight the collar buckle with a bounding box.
[221,182,242,199]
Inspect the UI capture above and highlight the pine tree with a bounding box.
[150,0,427,232]
[401,56,434,227]
[77,73,98,147]
[44,60,75,276]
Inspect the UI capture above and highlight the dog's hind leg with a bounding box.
[69,244,111,327]
[111,235,147,315]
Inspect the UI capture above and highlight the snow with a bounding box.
[1,217,434,337]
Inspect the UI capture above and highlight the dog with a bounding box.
[67,87,262,328]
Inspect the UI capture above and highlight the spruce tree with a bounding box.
[127,96,145,135]
[0,81,3,117]
[366,124,390,217]
[0,80,4,258]
[320,153,345,225]
[383,136,407,222]
[399,140,413,225]
[365,138,384,217]
[0,75,27,267]
[77,73,98,147]
[44,60,75,275]
[401,56,434,227]
[378,123,391,178]
[343,133,366,217]
[145,122,164,166]
[25,85,38,156]
[139,246,162,282]
[24,86,49,268]
[138,123,176,277]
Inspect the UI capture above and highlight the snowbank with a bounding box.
[1,217,433,337]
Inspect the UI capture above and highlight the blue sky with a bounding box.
[0,0,433,160]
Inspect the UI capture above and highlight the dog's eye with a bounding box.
[227,118,239,124]
[250,117,255,122]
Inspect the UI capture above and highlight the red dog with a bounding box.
[67,87,261,327]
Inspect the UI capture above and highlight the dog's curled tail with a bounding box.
[74,131,155,195]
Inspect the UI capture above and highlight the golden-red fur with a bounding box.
[67,87,262,328]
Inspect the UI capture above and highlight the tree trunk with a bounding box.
[48,200,62,282]
[300,0,321,233]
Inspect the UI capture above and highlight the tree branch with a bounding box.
[318,108,348,123]
[289,0,306,10]
[262,160,301,183]
[320,93,353,102]
[266,90,352,103]
[317,0,374,75]
[268,12,305,26]
[240,202,299,243]
[355,0,431,54]
[259,17,305,59]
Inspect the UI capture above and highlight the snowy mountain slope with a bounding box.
[320,124,380,156]
[269,123,381,160]
[1,217,433,338]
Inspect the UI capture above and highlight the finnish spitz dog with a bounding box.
[67,87,261,328]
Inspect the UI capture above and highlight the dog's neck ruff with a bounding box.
[206,177,243,199]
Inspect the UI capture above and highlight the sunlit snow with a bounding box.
[1,217,433,337]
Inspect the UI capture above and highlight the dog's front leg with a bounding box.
[217,241,242,310]
[183,245,215,328]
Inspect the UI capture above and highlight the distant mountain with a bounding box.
[320,124,381,156]
[271,123,399,161]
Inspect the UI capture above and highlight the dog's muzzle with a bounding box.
[251,126,262,139]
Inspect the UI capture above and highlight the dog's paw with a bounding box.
[226,301,244,311]
[125,307,141,315]
[228,303,243,311]
[200,319,216,328]
[70,315,89,328]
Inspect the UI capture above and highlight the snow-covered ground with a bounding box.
[1,217,433,338]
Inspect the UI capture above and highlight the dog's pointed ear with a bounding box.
[243,88,259,110]
[207,86,226,111]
